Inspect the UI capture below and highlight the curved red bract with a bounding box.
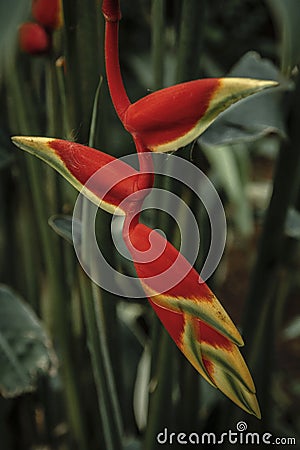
[50,139,140,208]
[124,79,220,150]
[125,222,212,300]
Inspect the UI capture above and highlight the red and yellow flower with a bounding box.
[12,0,280,418]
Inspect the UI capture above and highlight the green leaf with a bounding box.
[201,142,253,235]
[199,51,290,148]
[88,76,103,148]
[0,285,57,398]
[133,345,151,431]
[266,0,300,75]
[48,214,82,246]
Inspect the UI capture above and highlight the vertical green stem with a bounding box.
[175,0,205,82]
[9,60,89,450]
[79,271,122,450]
[151,0,165,89]
[77,0,104,141]
[242,76,300,347]
[62,0,83,139]
[241,77,300,424]
[79,194,123,449]
[143,330,174,450]
[91,283,124,439]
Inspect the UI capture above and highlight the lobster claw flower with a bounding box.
[123,78,278,152]
[102,0,278,154]
[11,137,142,215]
[124,222,261,418]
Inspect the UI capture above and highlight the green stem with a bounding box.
[143,329,173,450]
[151,0,165,89]
[63,0,102,141]
[62,0,82,139]
[80,197,124,449]
[46,57,62,137]
[237,77,300,430]
[8,59,89,450]
[91,283,124,440]
[79,272,121,450]
[242,76,300,348]
[175,0,205,83]
[77,0,104,141]
[17,191,40,311]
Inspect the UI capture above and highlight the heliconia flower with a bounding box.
[19,22,50,55]
[32,0,63,30]
[13,0,263,419]
[123,222,261,418]
[11,136,143,215]
[102,1,278,153]
[123,78,278,153]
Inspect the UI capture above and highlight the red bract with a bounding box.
[11,137,145,215]
[123,78,277,152]
[102,0,278,152]
[123,222,242,345]
[19,22,50,55]
[32,0,63,30]
[123,79,220,149]
[124,222,260,417]
[150,300,260,417]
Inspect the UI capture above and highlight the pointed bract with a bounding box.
[126,223,243,345]
[125,223,261,417]
[124,78,278,152]
[11,136,141,215]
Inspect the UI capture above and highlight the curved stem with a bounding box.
[103,8,131,122]
[102,0,155,192]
